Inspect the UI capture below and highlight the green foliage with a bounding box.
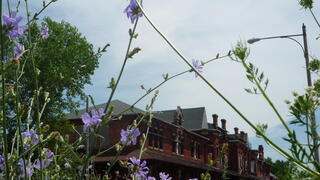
[309,59,320,72]
[231,41,249,61]
[8,17,100,134]
[299,0,313,9]
[256,123,268,138]
[265,157,312,180]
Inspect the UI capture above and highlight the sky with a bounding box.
[23,0,319,159]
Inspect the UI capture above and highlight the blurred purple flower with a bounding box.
[124,0,143,23]
[159,172,172,180]
[192,59,203,77]
[40,26,49,39]
[22,129,39,151]
[147,177,156,180]
[64,162,71,168]
[127,157,149,180]
[34,150,54,169]
[18,159,34,178]
[120,127,140,145]
[189,178,199,180]
[3,11,27,38]
[81,108,105,132]
[14,43,25,59]
[0,155,4,171]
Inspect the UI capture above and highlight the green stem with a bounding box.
[30,0,56,23]
[138,123,150,159]
[309,9,320,29]
[114,53,231,117]
[134,1,320,177]
[103,19,139,114]
[241,60,313,163]
[24,0,43,178]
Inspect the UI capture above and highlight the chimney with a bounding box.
[240,131,245,139]
[258,145,264,160]
[212,114,218,128]
[234,127,239,135]
[221,119,226,130]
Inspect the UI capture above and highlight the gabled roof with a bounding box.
[67,100,209,130]
[66,99,144,120]
[154,107,208,130]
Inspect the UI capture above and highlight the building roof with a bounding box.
[67,100,210,131]
[154,107,209,130]
[66,99,144,120]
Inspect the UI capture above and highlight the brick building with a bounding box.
[68,100,277,180]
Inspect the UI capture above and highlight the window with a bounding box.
[148,128,163,149]
[172,135,184,155]
[250,160,256,173]
[191,141,201,159]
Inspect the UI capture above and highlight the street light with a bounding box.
[247,24,311,87]
[247,24,319,164]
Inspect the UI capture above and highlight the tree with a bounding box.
[265,157,311,180]
[7,17,101,134]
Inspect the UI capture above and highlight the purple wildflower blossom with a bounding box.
[124,0,143,23]
[147,177,156,180]
[159,172,172,180]
[189,178,199,180]
[81,108,105,132]
[40,26,49,39]
[0,155,4,171]
[127,157,149,180]
[64,162,71,168]
[14,43,25,59]
[22,129,39,151]
[34,150,54,169]
[191,59,203,77]
[120,127,140,145]
[3,11,27,38]
[18,159,34,178]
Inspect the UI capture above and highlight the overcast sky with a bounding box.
[25,0,319,159]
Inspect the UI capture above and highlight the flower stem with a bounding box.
[309,8,320,29]
[103,19,139,114]
[115,53,231,117]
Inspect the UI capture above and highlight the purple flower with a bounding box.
[0,155,4,171]
[81,108,105,132]
[147,177,156,180]
[14,43,25,59]
[18,159,34,178]
[40,26,49,39]
[3,11,27,38]
[191,59,203,77]
[120,127,140,145]
[159,172,172,180]
[22,129,39,151]
[64,162,71,168]
[127,157,149,180]
[124,0,143,23]
[34,150,54,169]
[189,178,198,180]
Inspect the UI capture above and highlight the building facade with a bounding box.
[68,100,277,180]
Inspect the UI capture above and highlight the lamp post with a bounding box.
[247,24,319,164]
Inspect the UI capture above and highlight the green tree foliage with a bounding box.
[7,17,100,134]
[265,157,312,180]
